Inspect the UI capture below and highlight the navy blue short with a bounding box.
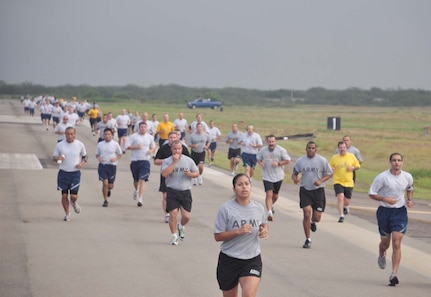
[209,142,217,152]
[52,116,60,124]
[376,206,408,237]
[77,111,85,118]
[241,152,257,169]
[217,252,262,291]
[98,163,117,183]
[130,160,150,182]
[334,184,353,199]
[117,128,128,138]
[57,170,81,192]
[299,187,326,212]
[263,180,282,194]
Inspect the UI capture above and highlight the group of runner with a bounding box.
[25,97,414,290]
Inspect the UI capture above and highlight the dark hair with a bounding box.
[389,152,403,162]
[306,141,316,148]
[337,141,346,147]
[232,173,251,187]
[104,128,113,134]
[266,134,276,141]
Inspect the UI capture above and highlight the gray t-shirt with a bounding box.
[162,155,198,190]
[226,131,243,149]
[214,198,266,260]
[257,145,291,182]
[292,154,333,190]
[187,132,210,153]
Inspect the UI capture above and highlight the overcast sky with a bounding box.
[1,0,430,91]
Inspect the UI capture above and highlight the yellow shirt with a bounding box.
[87,108,99,119]
[329,152,360,187]
[156,121,175,140]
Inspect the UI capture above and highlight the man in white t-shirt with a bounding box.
[96,127,123,207]
[125,122,156,207]
[173,112,188,140]
[116,109,131,153]
[52,127,87,221]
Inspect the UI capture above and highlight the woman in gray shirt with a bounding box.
[214,174,268,296]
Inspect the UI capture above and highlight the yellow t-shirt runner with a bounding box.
[329,152,360,187]
[156,121,175,141]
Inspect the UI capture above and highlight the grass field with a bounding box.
[101,102,431,200]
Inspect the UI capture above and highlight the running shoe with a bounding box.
[310,222,317,232]
[343,206,349,215]
[107,190,111,197]
[71,200,81,214]
[137,198,143,207]
[231,171,235,176]
[178,224,185,240]
[338,216,344,223]
[389,273,399,286]
[378,255,386,269]
[192,178,197,186]
[103,200,108,207]
[133,190,138,200]
[198,175,203,185]
[302,239,311,249]
[169,235,179,245]
[64,213,71,222]
[164,213,170,223]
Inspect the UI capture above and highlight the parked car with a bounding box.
[187,98,223,109]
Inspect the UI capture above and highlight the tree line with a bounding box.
[0,80,430,106]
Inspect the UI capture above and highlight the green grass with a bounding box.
[101,102,431,200]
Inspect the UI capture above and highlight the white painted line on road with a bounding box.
[0,153,43,170]
[0,115,41,124]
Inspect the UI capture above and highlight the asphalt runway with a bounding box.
[1,99,430,297]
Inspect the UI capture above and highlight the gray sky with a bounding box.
[1,0,430,91]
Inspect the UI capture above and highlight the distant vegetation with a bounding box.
[1,80,430,106]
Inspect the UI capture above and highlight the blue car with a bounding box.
[187,98,223,109]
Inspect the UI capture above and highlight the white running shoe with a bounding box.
[198,175,203,185]
[169,234,179,245]
[137,197,143,207]
[133,190,138,200]
[192,178,197,186]
[71,200,81,214]
[231,171,235,176]
[177,224,185,240]
[164,213,170,223]
[64,213,71,222]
